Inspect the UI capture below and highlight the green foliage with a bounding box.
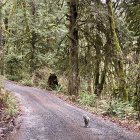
[3,0,67,73]
[124,0,140,36]
[20,78,34,87]
[0,89,19,117]
[55,84,66,93]
[0,75,4,89]
[5,54,23,81]
[37,79,48,89]
[19,72,34,86]
[99,100,137,119]
[78,91,97,107]
[7,75,21,81]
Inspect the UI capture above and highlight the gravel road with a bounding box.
[4,81,140,140]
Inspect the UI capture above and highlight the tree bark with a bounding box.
[68,0,79,96]
[136,73,140,120]
[135,40,140,120]
[0,0,4,75]
[30,0,36,73]
[98,55,108,96]
[87,45,93,94]
[107,0,128,101]
[94,47,101,95]
[0,0,2,54]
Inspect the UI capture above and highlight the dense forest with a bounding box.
[0,0,140,122]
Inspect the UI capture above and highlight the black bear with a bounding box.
[48,73,58,89]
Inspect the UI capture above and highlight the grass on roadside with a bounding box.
[0,88,19,119]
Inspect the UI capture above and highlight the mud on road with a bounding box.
[4,81,140,140]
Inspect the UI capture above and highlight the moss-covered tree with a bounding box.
[106,0,128,101]
[0,0,3,75]
[68,0,79,96]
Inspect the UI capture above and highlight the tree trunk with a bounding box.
[94,46,101,95]
[87,45,93,94]
[106,0,128,101]
[94,33,102,96]
[0,0,2,58]
[98,55,108,96]
[136,73,140,120]
[0,0,4,75]
[68,0,79,96]
[30,0,36,73]
[135,39,140,120]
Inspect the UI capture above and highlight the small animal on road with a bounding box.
[83,114,90,128]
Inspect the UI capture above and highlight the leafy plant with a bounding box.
[37,79,48,89]
[0,89,19,117]
[78,91,97,107]
[6,75,21,82]
[55,84,66,93]
[20,78,34,87]
[5,54,23,81]
[99,100,137,119]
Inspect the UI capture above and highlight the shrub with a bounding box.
[0,89,19,117]
[55,84,66,93]
[99,100,137,119]
[20,78,34,87]
[7,75,21,82]
[78,91,97,106]
[5,54,23,81]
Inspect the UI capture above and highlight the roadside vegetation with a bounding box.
[0,77,19,139]
[0,0,139,134]
[0,89,19,117]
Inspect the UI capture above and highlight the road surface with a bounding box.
[4,81,140,140]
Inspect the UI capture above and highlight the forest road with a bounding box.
[4,81,140,140]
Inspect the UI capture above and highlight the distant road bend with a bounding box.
[4,81,140,140]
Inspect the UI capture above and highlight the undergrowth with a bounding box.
[0,88,19,118]
[78,91,97,107]
[98,100,137,119]
[20,74,34,87]
[78,91,138,120]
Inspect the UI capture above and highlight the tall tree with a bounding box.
[68,0,79,96]
[30,0,37,72]
[0,0,4,75]
[136,71,140,120]
[106,0,128,101]
[0,0,2,54]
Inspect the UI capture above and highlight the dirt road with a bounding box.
[4,81,140,140]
